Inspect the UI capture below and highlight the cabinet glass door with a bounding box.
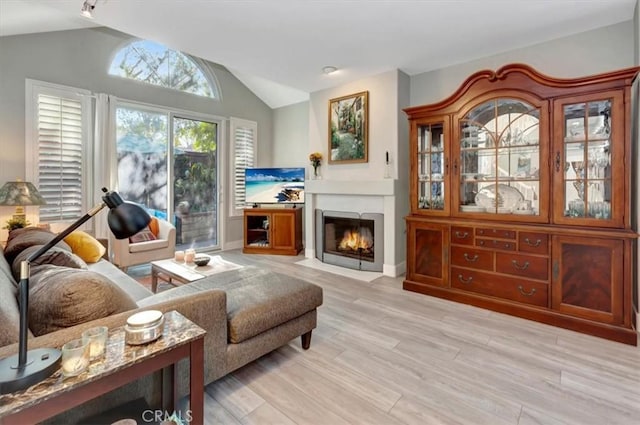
[456,98,544,219]
[416,122,446,212]
[553,92,623,227]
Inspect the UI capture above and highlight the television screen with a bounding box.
[245,167,305,204]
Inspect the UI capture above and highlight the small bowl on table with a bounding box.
[193,255,210,267]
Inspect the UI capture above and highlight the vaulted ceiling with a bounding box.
[0,0,636,108]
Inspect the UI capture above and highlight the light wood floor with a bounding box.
[186,251,640,425]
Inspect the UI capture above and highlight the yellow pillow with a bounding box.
[63,231,106,263]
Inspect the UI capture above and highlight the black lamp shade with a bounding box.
[101,188,151,239]
[107,202,151,239]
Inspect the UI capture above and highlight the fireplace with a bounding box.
[315,209,383,272]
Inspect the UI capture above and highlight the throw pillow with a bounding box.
[129,226,157,243]
[11,245,87,282]
[148,217,160,237]
[4,227,71,265]
[63,230,107,263]
[27,265,137,336]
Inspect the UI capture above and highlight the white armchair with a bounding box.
[109,219,176,271]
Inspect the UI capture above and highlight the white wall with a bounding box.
[410,21,634,107]
[272,102,309,169]
[309,69,403,181]
[0,27,273,246]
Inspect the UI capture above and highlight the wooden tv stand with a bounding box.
[243,207,303,255]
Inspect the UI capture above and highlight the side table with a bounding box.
[0,310,206,425]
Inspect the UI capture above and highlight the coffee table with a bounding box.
[150,255,242,293]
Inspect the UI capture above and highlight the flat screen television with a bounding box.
[245,167,305,205]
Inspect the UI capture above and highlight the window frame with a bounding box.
[115,98,225,250]
[108,40,221,100]
[25,79,93,226]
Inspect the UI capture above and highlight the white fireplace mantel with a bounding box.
[305,179,400,196]
[304,178,405,277]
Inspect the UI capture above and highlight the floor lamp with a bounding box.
[0,187,151,394]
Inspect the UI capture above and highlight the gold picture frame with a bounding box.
[328,91,368,164]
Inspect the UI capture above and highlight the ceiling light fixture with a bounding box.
[322,66,338,75]
[80,0,97,19]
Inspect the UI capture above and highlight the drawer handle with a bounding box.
[457,274,473,284]
[524,238,542,248]
[463,253,479,262]
[455,231,469,239]
[518,285,537,297]
[511,260,530,270]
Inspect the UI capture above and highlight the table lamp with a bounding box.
[0,180,47,226]
[0,187,151,394]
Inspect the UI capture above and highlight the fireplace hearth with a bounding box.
[315,209,383,272]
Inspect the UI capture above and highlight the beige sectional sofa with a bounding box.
[0,228,323,424]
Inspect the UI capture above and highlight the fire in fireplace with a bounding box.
[315,209,383,272]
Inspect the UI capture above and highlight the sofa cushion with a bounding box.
[129,239,169,253]
[11,245,87,282]
[4,227,71,265]
[63,230,106,263]
[194,267,323,343]
[27,265,137,336]
[87,260,153,302]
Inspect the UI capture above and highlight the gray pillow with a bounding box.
[27,265,137,336]
[4,228,71,265]
[11,245,87,282]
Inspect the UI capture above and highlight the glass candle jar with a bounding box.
[82,326,108,360]
[61,338,90,377]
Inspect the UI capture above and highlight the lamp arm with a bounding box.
[16,202,106,367]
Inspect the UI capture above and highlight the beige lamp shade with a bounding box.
[0,181,46,217]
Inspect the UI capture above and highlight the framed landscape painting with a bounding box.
[328,91,368,163]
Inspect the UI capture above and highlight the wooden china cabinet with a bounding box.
[404,64,639,344]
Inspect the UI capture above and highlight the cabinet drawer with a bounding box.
[451,267,548,307]
[476,228,516,239]
[476,238,516,251]
[450,246,493,271]
[496,253,548,281]
[451,226,474,245]
[518,232,549,255]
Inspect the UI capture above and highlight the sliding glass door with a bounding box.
[173,117,218,248]
[115,104,219,250]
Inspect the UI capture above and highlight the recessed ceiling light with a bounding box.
[322,66,338,75]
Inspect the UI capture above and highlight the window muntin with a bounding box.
[109,40,217,98]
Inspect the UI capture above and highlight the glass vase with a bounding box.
[313,165,322,180]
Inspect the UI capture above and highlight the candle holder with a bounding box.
[61,339,90,377]
[82,326,108,361]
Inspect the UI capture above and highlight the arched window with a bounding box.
[109,40,218,98]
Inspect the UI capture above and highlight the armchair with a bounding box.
[109,219,176,271]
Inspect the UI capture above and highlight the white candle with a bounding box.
[62,356,89,376]
[89,341,105,358]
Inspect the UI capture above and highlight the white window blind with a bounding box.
[37,95,84,221]
[26,80,91,224]
[230,118,257,216]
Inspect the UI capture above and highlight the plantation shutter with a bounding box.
[36,94,84,222]
[230,118,257,215]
